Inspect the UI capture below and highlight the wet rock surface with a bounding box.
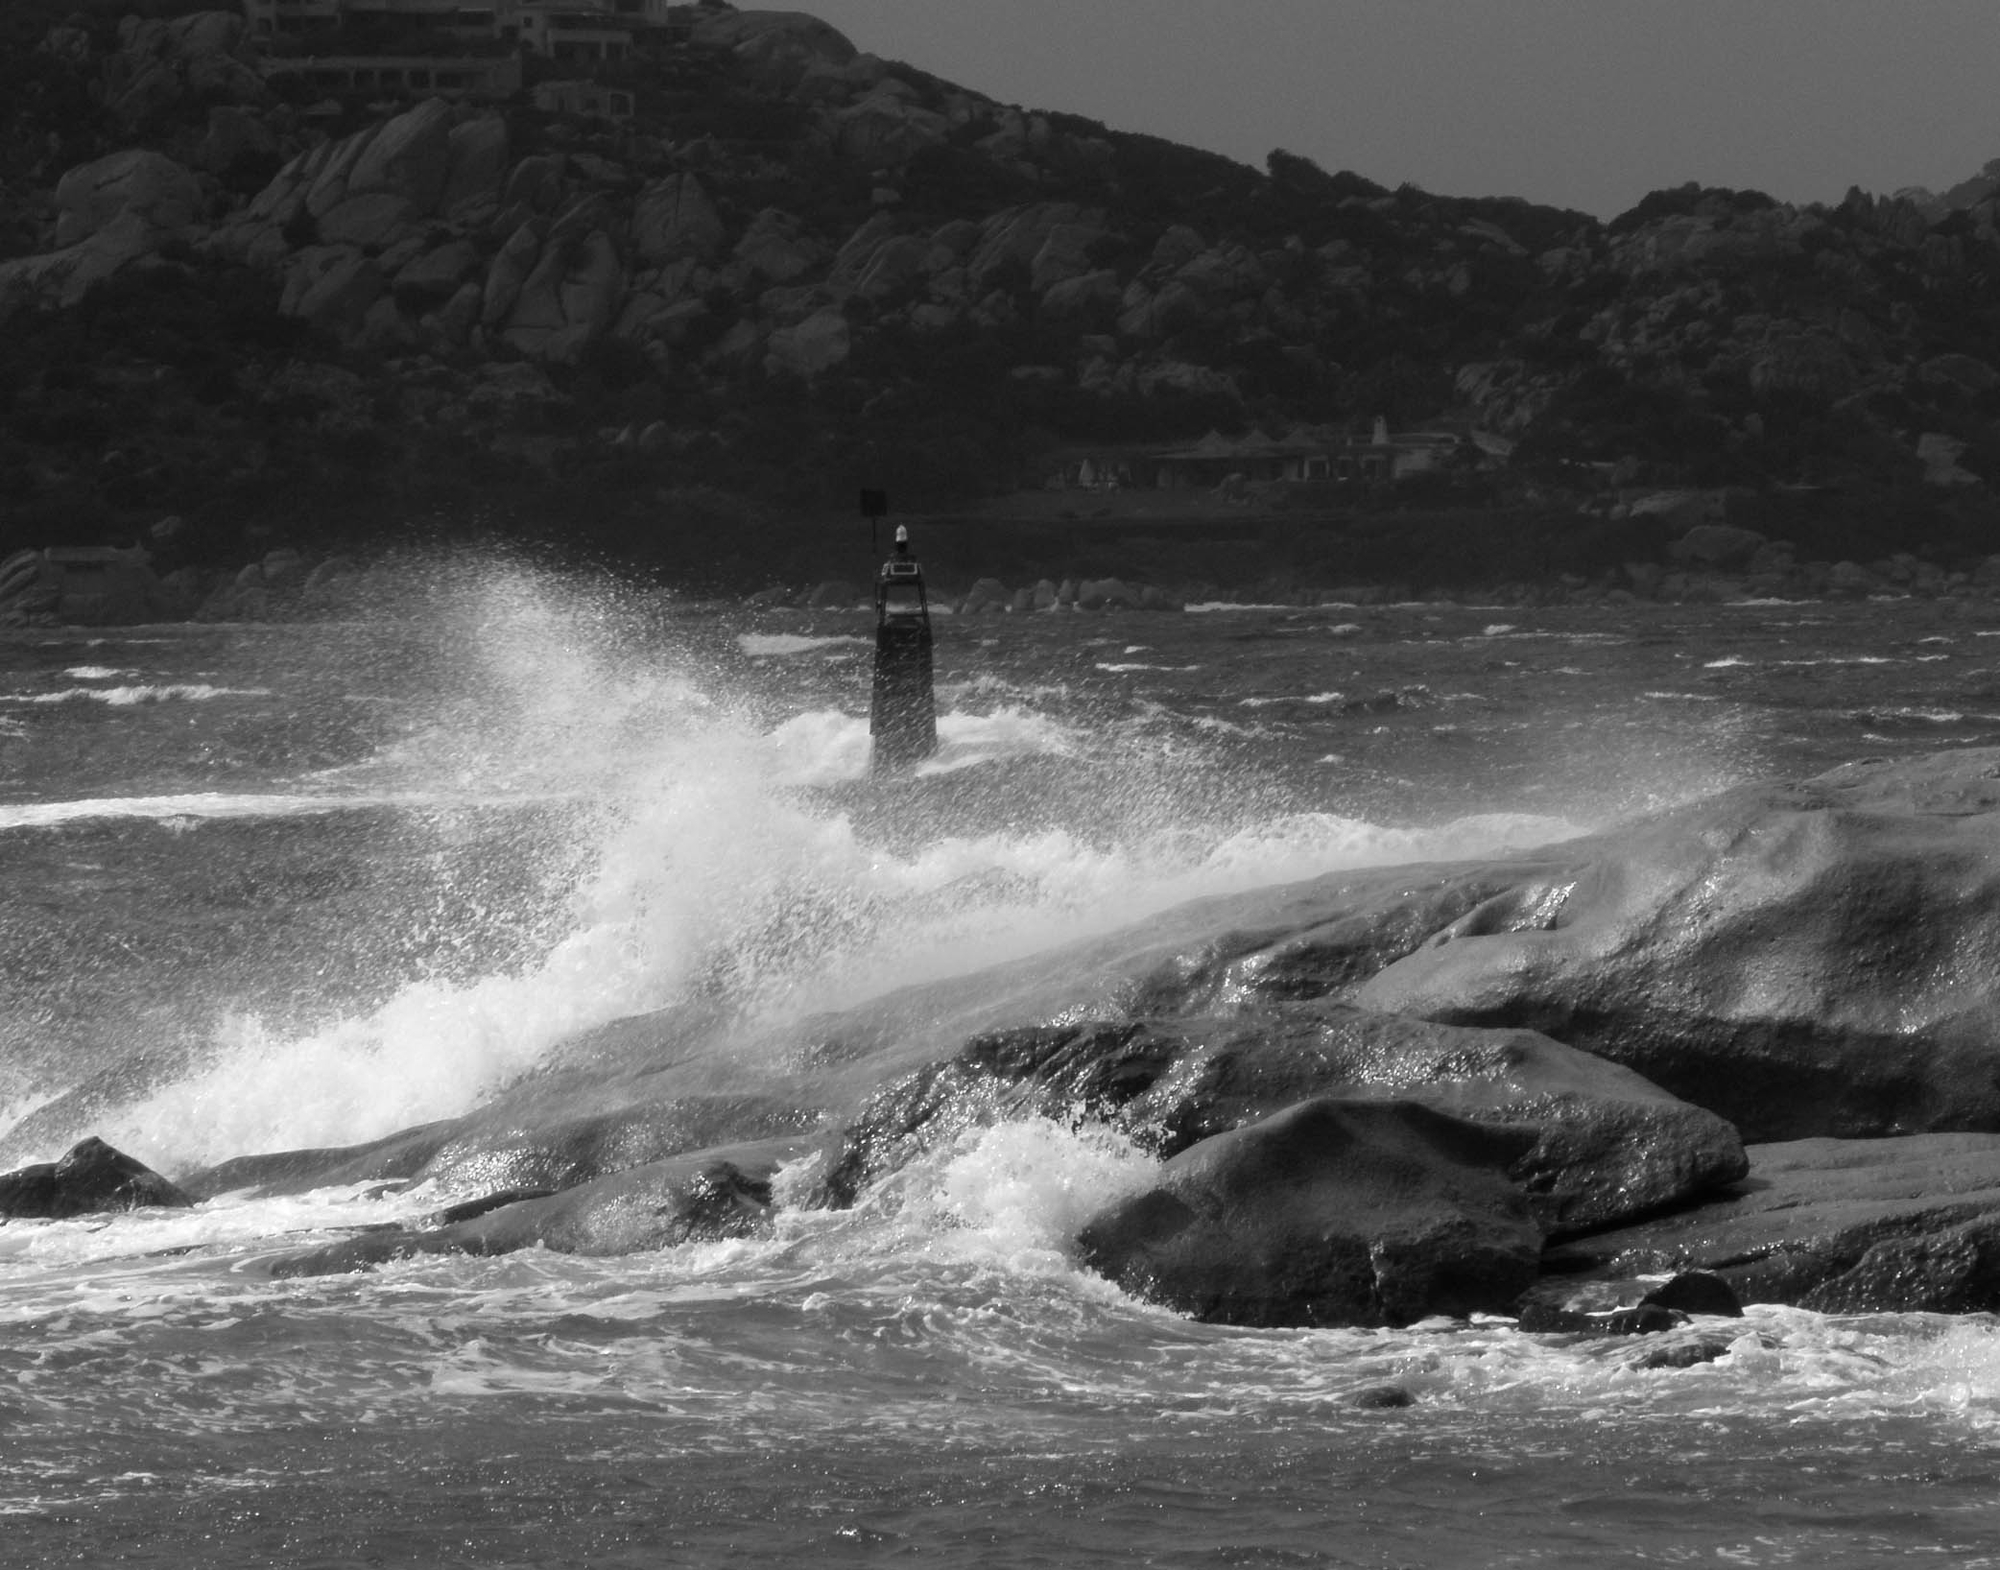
[264,1139,800,1276]
[95,746,2000,1323]
[1542,1134,2000,1314]
[815,1003,1745,1236]
[1341,750,2000,1143]
[0,1137,194,1219]
[1075,1098,1544,1328]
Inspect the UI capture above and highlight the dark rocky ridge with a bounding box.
[811,1005,1748,1237]
[0,1135,193,1218]
[5,4,2000,600]
[15,745,2000,1329]
[1076,1099,1546,1329]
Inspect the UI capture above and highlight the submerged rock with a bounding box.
[180,1092,817,1200]
[0,1137,194,1219]
[1516,1269,1745,1332]
[264,1139,799,1276]
[1076,1098,1542,1328]
[180,1120,463,1199]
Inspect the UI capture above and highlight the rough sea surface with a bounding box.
[6,561,2000,1568]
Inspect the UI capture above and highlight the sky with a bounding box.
[797,1,2000,219]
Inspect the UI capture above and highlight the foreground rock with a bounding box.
[1542,1133,2000,1313]
[1076,1099,1542,1327]
[132,746,2000,1320]
[818,1003,1745,1236]
[0,1138,193,1219]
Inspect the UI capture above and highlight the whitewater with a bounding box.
[4,560,2000,1567]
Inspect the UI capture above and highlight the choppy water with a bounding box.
[6,562,2000,1567]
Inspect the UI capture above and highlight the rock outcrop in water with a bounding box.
[814,1005,1747,1236]
[262,1140,795,1276]
[55,745,2000,1327]
[0,1136,193,1219]
[1539,1135,2000,1314]
[1339,749,2000,1143]
[1076,1099,1543,1327]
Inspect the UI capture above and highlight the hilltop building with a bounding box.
[258,50,524,96]
[241,0,701,101]
[241,0,681,55]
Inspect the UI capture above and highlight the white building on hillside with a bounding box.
[243,0,342,38]
[241,0,667,53]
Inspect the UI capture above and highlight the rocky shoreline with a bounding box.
[10,515,2000,627]
[10,745,2000,1335]
[9,9,2000,591]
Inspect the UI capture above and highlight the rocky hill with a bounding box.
[6,2,2000,598]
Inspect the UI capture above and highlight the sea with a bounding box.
[5,558,2000,1568]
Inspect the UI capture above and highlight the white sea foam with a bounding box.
[1855,707,1995,726]
[0,793,353,829]
[879,1119,1161,1275]
[736,633,869,658]
[100,757,1576,1173]
[61,561,1579,1171]
[919,705,1079,774]
[78,586,1099,1166]
[1240,692,1344,707]
[0,788,555,830]
[62,666,135,680]
[0,1183,437,1289]
[758,704,1081,788]
[8,683,270,706]
[21,1127,2000,1447]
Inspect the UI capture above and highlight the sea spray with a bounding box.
[58,565,1590,1170]
[11,564,1704,1174]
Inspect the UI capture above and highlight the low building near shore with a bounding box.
[2,547,161,625]
[1040,418,1493,495]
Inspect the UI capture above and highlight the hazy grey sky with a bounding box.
[799,1,1999,218]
